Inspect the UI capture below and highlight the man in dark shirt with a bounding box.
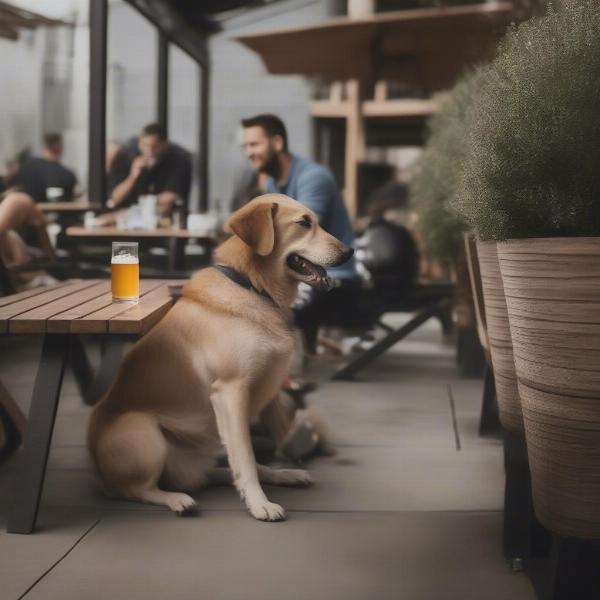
[108,123,192,216]
[17,133,77,203]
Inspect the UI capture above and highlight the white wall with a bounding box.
[0,0,88,183]
[0,28,44,169]
[1,0,338,210]
[209,0,337,214]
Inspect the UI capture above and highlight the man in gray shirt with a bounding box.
[241,114,364,351]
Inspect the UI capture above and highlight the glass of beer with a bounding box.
[111,241,139,303]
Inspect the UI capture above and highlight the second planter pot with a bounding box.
[476,241,524,435]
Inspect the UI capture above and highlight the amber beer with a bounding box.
[111,242,139,303]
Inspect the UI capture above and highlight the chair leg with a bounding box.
[332,301,446,381]
[435,305,454,337]
[7,334,69,534]
[479,364,501,436]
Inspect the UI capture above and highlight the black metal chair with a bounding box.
[331,280,455,380]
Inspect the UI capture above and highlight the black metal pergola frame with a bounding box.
[88,0,211,212]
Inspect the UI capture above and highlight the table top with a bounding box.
[66,226,213,240]
[38,202,102,212]
[0,279,180,335]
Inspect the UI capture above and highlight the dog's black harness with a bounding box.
[213,264,277,306]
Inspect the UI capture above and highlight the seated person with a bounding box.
[240,114,363,351]
[108,123,192,218]
[0,191,56,290]
[17,133,77,203]
[0,148,30,196]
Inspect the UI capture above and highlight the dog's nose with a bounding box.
[341,247,354,261]
[336,246,354,265]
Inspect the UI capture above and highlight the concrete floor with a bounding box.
[0,318,535,600]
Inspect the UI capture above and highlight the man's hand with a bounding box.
[111,156,147,208]
[129,156,148,180]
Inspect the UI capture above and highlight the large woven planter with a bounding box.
[498,238,600,539]
[476,241,524,435]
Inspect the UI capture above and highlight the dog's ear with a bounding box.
[226,201,278,256]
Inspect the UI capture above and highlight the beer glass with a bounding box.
[111,241,139,303]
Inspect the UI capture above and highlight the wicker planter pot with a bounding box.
[498,238,600,539]
[476,241,524,435]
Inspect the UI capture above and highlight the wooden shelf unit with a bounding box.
[311,98,437,120]
[313,81,437,218]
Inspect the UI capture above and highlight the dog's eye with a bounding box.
[296,217,312,229]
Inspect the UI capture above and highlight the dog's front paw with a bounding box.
[274,469,314,488]
[167,493,199,516]
[249,501,286,522]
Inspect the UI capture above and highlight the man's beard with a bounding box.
[259,151,281,181]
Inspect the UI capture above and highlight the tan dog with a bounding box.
[88,194,353,521]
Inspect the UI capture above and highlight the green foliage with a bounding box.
[410,70,485,260]
[454,0,600,240]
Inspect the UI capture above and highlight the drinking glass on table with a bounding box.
[111,242,139,303]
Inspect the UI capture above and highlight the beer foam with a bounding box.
[111,254,138,264]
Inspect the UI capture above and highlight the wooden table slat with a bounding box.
[38,202,101,212]
[0,281,73,309]
[66,226,213,241]
[0,281,94,334]
[9,281,107,334]
[109,285,173,334]
[69,280,167,334]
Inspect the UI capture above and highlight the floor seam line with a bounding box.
[446,384,462,451]
[18,518,101,599]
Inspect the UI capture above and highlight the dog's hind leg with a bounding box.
[94,411,198,515]
[128,486,198,516]
[208,465,313,488]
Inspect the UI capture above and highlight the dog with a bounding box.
[88,193,353,521]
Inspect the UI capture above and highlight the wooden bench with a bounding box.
[0,279,177,534]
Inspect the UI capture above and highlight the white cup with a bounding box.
[46,187,64,202]
[139,194,158,229]
[83,211,96,229]
[126,205,143,229]
[187,212,218,235]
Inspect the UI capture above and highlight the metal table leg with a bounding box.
[7,334,70,534]
[83,335,132,406]
[168,237,185,272]
[70,335,93,399]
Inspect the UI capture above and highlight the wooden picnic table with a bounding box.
[66,226,215,271]
[0,279,179,534]
[38,201,102,213]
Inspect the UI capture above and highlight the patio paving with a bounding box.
[0,317,534,599]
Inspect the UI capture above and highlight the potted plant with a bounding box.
[455,0,600,545]
[426,69,532,565]
[410,71,488,376]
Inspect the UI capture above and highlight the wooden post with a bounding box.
[344,79,365,219]
[348,0,376,18]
